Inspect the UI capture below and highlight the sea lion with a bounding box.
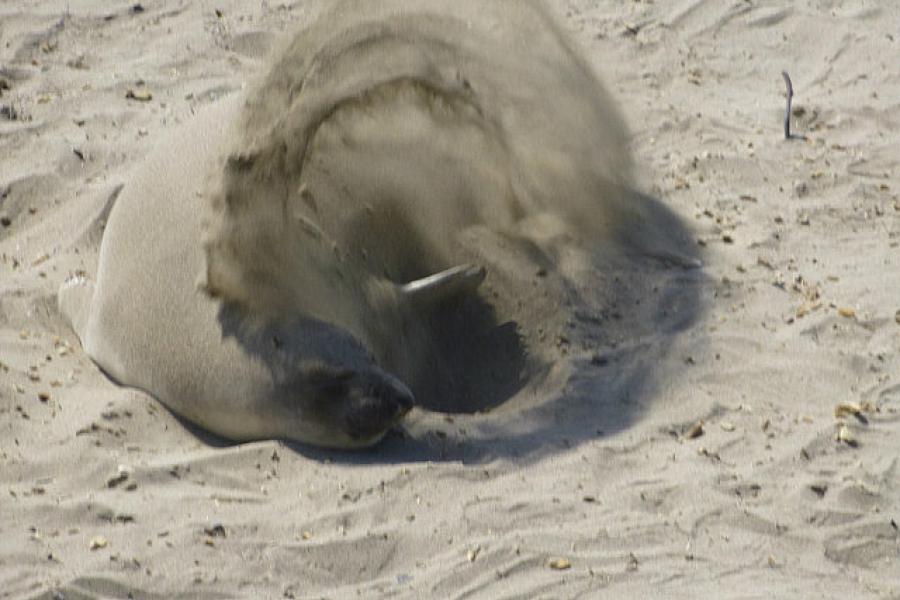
[60,0,640,448]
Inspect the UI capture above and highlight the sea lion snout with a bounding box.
[341,371,415,442]
[300,362,414,444]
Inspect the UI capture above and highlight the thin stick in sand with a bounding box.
[781,71,794,140]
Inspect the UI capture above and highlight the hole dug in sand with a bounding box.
[407,292,528,415]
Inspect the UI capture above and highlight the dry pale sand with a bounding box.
[1,1,899,599]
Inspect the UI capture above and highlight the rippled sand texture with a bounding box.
[1,1,898,598]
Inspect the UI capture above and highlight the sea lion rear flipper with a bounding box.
[58,275,95,342]
[400,264,486,308]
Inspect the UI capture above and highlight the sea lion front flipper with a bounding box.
[58,275,96,342]
[400,264,486,308]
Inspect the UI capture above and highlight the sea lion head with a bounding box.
[214,308,411,448]
[216,264,485,449]
[293,361,415,448]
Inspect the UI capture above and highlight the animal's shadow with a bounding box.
[190,189,706,465]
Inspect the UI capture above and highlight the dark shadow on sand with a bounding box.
[274,190,706,465]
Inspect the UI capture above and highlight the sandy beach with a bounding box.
[2,1,899,598]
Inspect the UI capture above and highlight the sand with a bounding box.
[1,1,899,598]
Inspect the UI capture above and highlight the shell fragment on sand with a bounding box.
[125,88,152,102]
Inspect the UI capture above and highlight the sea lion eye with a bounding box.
[306,365,355,395]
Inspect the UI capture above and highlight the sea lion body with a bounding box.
[62,97,416,448]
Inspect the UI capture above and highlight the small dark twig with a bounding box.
[782,71,794,140]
